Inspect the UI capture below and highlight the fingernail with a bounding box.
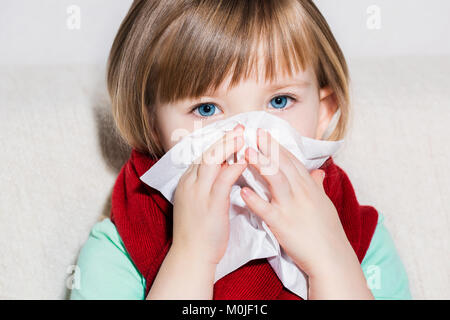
[234,124,244,132]
[241,187,251,197]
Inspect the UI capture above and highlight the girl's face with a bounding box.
[155,64,337,153]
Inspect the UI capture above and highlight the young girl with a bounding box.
[70,0,411,300]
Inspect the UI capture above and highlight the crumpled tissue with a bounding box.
[140,110,344,299]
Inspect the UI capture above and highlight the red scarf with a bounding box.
[110,149,378,299]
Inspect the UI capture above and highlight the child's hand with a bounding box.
[171,124,248,267]
[240,128,356,278]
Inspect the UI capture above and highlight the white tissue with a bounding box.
[140,110,344,299]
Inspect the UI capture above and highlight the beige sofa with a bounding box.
[0,56,449,299]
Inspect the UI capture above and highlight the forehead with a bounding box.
[211,41,316,93]
[209,63,315,97]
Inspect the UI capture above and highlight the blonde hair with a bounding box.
[107,0,350,158]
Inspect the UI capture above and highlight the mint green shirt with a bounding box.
[69,213,412,300]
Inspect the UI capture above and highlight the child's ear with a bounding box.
[315,86,338,140]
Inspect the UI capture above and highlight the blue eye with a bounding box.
[192,103,221,118]
[269,95,295,110]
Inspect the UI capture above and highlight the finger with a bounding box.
[204,129,244,166]
[240,186,276,226]
[281,150,321,192]
[210,160,248,203]
[192,123,244,165]
[180,161,199,185]
[198,130,245,184]
[256,128,305,189]
[245,146,293,202]
[196,124,245,184]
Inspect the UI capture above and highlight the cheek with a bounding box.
[277,105,319,138]
[156,110,195,152]
[159,127,173,152]
[159,123,184,152]
[155,110,175,152]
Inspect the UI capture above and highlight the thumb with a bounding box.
[310,169,325,192]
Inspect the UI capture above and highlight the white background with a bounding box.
[1,0,450,65]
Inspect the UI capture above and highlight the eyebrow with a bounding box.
[187,80,311,106]
[264,80,311,91]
